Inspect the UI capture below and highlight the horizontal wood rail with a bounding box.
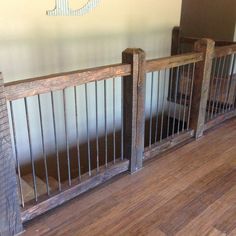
[204,110,236,131]
[180,36,236,47]
[214,44,236,58]
[1,35,236,231]
[4,63,131,101]
[21,159,129,222]
[146,52,203,72]
[144,130,194,160]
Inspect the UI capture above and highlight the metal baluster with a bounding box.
[85,84,92,176]
[104,80,108,167]
[38,95,50,195]
[149,72,154,146]
[172,67,180,136]
[155,71,160,143]
[187,63,196,130]
[182,64,191,132]
[167,68,173,137]
[50,92,61,191]
[160,70,167,141]
[63,89,71,185]
[121,77,124,160]
[113,78,116,163]
[24,98,38,202]
[74,87,81,180]
[207,58,217,121]
[226,54,236,111]
[222,55,233,112]
[10,101,24,207]
[178,66,184,133]
[95,81,100,171]
[231,54,236,110]
[211,57,223,118]
[220,55,230,113]
[215,56,226,115]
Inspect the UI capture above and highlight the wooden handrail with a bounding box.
[4,63,131,101]
[180,36,236,47]
[214,44,236,58]
[146,52,203,73]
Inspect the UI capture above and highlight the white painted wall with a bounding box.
[0,0,182,165]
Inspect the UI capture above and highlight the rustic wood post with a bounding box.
[122,49,146,173]
[190,39,215,138]
[171,26,181,55]
[0,74,23,236]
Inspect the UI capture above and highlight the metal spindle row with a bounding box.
[145,63,195,147]
[10,78,124,207]
[207,53,236,121]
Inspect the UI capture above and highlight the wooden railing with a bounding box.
[171,26,236,55]
[1,39,236,231]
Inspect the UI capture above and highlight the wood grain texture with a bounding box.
[144,130,194,160]
[204,109,236,131]
[21,159,129,222]
[4,63,131,101]
[214,44,236,58]
[0,73,23,236]
[146,52,203,73]
[22,118,236,236]
[190,39,215,138]
[122,48,146,172]
[171,26,181,55]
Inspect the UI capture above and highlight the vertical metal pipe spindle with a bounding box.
[220,55,230,113]
[155,71,160,143]
[167,68,173,137]
[215,56,226,115]
[207,59,217,121]
[121,77,124,160]
[10,101,24,207]
[172,67,180,136]
[211,57,223,118]
[63,89,71,185]
[226,54,236,111]
[160,70,167,141]
[85,84,92,176]
[182,64,190,132]
[50,92,61,191]
[95,81,100,171]
[178,66,184,133]
[24,98,38,202]
[187,63,196,130]
[74,87,81,180]
[149,72,154,146]
[113,78,116,163]
[38,95,50,195]
[104,80,108,167]
[223,54,234,112]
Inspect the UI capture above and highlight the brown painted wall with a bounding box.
[180,0,236,41]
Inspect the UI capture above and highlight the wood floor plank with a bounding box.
[23,118,236,236]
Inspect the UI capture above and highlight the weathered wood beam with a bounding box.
[21,159,129,222]
[171,26,181,55]
[144,130,194,161]
[146,52,203,73]
[0,74,23,236]
[190,39,215,138]
[122,49,146,172]
[4,63,131,101]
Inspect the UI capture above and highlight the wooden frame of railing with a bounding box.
[171,26,236,135]
[171,26,236,55]
[1,38,236,234]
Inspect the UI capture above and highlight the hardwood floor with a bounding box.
[23,119,236,236]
